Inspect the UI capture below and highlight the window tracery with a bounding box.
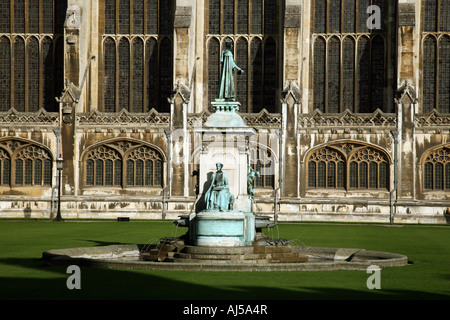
[422,0,450,113]
[103,0,173,113]
[307,143,390,191]
[207,0,278,113]
[0,1,66,112]
[423,146,450,190]
[312,0,389,113]
[0,141,52,187]
[84,141,164,188]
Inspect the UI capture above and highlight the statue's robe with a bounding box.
[205,171,231,211]
[218,49,242,100]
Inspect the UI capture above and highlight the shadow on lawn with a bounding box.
[0,256,448,301]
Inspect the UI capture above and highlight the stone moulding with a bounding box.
[0,108,59,125]
[298,109,397,128]
[414,109,450,127]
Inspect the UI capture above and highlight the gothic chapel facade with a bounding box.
[0,0,449,223]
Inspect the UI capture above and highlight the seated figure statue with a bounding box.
[204,163,234,211]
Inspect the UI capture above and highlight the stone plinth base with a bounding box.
[189,211,255,247]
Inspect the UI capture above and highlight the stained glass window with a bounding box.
[208,37,220,107]
[14,0,25,33]
[308,144,389,190]
[43,0,54,33]
[12,144,52,186]
[342,37,355,111]
[118,38,130,111]
[371,36,385,110]
[423,146,450,190]
[14,37,25,112]
[423,36,437,112]
[236,37,248,109]
[147,0,158,34]
[104,37,116,112]
[85,146,122,187]
[343,0,355,33]
[263,37,277,113]
[132,38,144,112]
[103,0,173,113]
[2,1,65,112]
[329,0,341,33]
[314,0,326,33]
[422,1,450,113]
[27,37,40,112]
[42,37,55,111]
[28,0,39,34]
[425,0,437,32]
[327,37,340,113]
[0,149,11,185]
[313,37,326,112]
[146,37,158,111]
[0,1,10,33]
[159,38,173,112]
[105,0,116,34]
[312,1,388,113]
[207,0,278,112]
[118,0,130,34]
[0,37,11,111]
[237,0,249,34]
[133,0,144,34]
[357,36,371,112]
[438,35,450,113]
[223,0,234,34]
[250,38,263,111]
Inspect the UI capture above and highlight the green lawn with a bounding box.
[0,219,449,300]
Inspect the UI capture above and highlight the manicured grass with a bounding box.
[0,219,449,300]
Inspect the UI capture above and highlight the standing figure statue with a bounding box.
[205,163,234,211]
[218,38,244,101]
[247,165,260,199]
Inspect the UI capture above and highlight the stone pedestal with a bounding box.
[189,211,255,247]
[194,101,256,213]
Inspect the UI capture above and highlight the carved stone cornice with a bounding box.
[298,109,397,128]
[0,108,59,125]
[414,109,450,127]
[77,108,170,126]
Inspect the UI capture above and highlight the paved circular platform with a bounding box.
[42,243,408,271]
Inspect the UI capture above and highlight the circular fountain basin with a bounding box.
[42,243,408,271]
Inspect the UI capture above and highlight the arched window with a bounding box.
[423,146,450,190]
[103,0,173,113]
[0,1,66,112]
[307,147,345,189]
[85,146,122,186]
[422,0,450,113]
[307,142,390,191]
[0,36,11,111]
[0,143,53,187]
[312,0,389,113]
[125,146,163,187]
[0,148,11,186]
[207,0,279,113]
[84,141,164,188]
